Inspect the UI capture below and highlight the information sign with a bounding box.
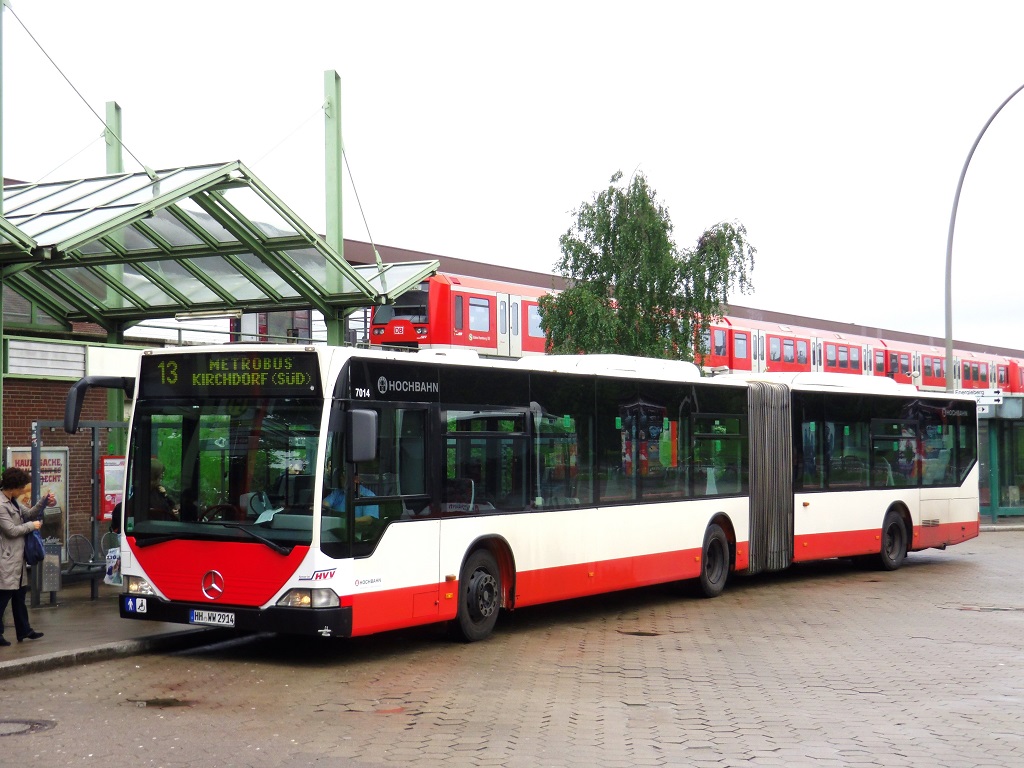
[139,350,321,398]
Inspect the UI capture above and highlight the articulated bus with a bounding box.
[67,345,979,641]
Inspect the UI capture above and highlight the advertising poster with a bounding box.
[7,446,69,545]
[101,456,126,522]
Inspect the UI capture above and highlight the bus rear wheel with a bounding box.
[453,549,501,642]
[877,510,907,571]
[698,524,730,598]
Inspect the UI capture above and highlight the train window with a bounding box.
[511,303,520,336]
[998,366,1008,385]
[972,362,980,382]
[900,354,910,375]
[924,358,933,378]
[797,340,808,364]
[527,304,544,338]
[784,339,795,363]
[714,330,727,356]
[769,337,781,362]
[499,300,508,335]
[826,344,837,367]
[850,347,860,371]
[889,352,898,374]
[875,351,885,374]
[469,298,490,332]
[454,296,464,331]
[734,333,748,360]
[981,363,988,383]
[838,346,849,369]
[962,362,970,381]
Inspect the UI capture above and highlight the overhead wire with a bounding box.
[6,5,152,178]
[33,134,103,183]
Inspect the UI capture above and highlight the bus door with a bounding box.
[496,293,523,358]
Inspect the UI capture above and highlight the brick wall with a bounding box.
[2,379,123,539]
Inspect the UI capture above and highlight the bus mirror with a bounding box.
[347,409,378,463]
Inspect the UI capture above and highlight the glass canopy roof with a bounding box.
[0,161,437,332]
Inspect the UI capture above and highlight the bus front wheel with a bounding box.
[453,549,502,642]
[698,524,730,598]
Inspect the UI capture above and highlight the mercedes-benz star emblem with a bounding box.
[201,570,225,600]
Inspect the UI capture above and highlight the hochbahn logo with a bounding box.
[376,376,439,396]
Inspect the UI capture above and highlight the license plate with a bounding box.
[190,609,235,627]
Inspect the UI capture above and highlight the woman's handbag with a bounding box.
[24,529,45,566]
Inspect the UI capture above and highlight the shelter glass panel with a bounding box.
[237,253,300,298]
[177,200,237,243]
[286,247,326,286]
[10,177,121,215]
[58,266,125,304]
[53,175,146,213]
[108,224,159,252]
[219,187,298,238]
[10,274,78,312]
[123,265,177,306]
[141,209,206,247]
[114,166,225,206]
[145,261,221,303]
[189,256,271,301]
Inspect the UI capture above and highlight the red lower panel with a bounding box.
[792,529,880,562]
[912,519,979,550]
[131,539,308,605]
[513,548,703,608]
[350,547,707,635]
[792,519,980,563]
[349,584,445,637]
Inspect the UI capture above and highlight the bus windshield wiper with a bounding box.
[220,523,293,555]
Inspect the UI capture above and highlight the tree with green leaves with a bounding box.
[539,171,755,362]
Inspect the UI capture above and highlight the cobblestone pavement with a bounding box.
[1,532,1022,767]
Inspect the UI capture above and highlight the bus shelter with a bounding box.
[0,160,438,427]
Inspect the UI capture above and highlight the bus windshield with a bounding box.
[125,397,322,548]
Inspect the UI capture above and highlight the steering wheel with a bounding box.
[201,504,238,522]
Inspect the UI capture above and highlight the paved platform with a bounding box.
[0,519,1020,680]
[0,577,217,680]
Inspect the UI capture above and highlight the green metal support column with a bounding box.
[324,70,345,346]
[105,102,126,452]
[988,420,1001,523]
[1,1,8,454]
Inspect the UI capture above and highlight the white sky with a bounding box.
[4,1,1024,349]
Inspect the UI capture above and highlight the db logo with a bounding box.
[394,327,404,335]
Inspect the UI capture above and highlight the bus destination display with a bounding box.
[139,351,320,398]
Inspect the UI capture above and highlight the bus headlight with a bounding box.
[124,575,156,596]
[276,588,340,609]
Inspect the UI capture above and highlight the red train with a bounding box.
[368,272,1023,394]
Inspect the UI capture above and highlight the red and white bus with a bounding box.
[68,344,979,641]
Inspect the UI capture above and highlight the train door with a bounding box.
[752,330,767,373]
[811,337,824,372]
[495,293,523,358]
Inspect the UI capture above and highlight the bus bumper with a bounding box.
[118,594,353,637]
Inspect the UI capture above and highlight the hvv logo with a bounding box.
[299,569,336,582]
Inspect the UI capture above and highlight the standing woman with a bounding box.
[0,467,56,645]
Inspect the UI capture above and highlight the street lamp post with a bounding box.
[945,82,1024,391]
